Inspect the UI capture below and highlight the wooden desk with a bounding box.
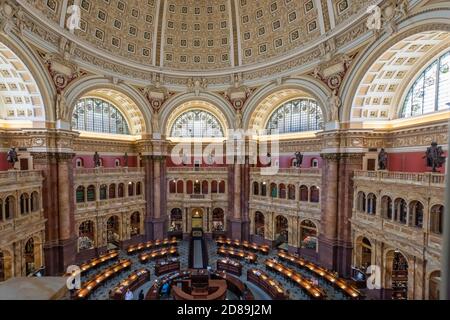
[217,259,242,276]
[74,259,132,300]
[247,268,288,300]
[127,238,178,255]
[109,268,150,300]
[171,279,227,300]
[216,238,269,255]
[217,247,257,263]
[265,259,325,299]
[212,271,254,300]
[277,251,362,299]
[139,246,178,263]
[146,271,192,300]
[76,251,119,275]
[155,260,181,276]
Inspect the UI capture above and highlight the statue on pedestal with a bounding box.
[424,142,446,172]
[294,152,303,168]
[93,151,101,167]
[378,148,388,170]
[6,147,18,169]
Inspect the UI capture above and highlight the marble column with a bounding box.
[141,155,154,240]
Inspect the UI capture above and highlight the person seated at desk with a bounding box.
[160,282,170,296]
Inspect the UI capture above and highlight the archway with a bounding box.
[130,212,141,237]
[24,238,35,275]
[169,208,183,232]
[254,212,265,237]
[106,216,120,249]
[275,215,288,245]
[78,221,95,251]
[386,250,409,300]
[300,220,318,253]
[212,208,225,232]
[191,208,204,230]
[355,237,372,269]
[429,270,441,300]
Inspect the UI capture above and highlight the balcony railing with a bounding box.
[0,170,43,184]
[167,167,228,173]
[353,170,445,186]
[250,167,321,176]
[74,167,144,175]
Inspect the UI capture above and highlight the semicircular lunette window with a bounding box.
[401,50,450,118]
[72,98,130,135]
[266,99,324,134]
[170,110,224,138]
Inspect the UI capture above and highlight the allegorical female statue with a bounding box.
[294,151,303,168]
[6,147,18,169]
[424,142,446,172]
[378,148,388,170]
[93,151,101,167]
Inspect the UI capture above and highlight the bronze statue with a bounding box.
[294,152,303,168]
[93,151,101,167]
[6,147,18,169]
[378,148,388,170]
[124,152,128,167]
[424,142,446,172]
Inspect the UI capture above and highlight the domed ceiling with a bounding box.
[25,0,371,72]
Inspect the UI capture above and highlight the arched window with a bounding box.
[310,186,320,203]
[357,191,366,212]
[202,181,208,194]
[20,193,30,215]
[169,180,176,193]
[254,211,265,237]
[24,238,35,275]
[401,50,450,118]
[170,208,183,232]
[87,185,96,202]
[99,185,107,200]
[275,215,288,243]
[367,193,377,215]
[76,186,85,203]
[136,182,142,195]
[253,182,259,195]
[288,184,295,200]
[130,212,141,237]
[270,183,277,198]
[31,192,39,212]
[177,180,184,193]
[279,184,286,199]
[218,181,225,193]
[128,182,134,196]
[72,98,130,134]
[299,185,308,201]
[381,196,393,219]
[266,99,324,134]
[395,198,407,224]
[109,184,116,199]
[300,220,318,252]
[106,216,120,246]
[186,181,193,194]
[430,205,444,234]
[409,201,424,228]
[75,158,84,168]
[5,196,14,219]
[78,221,95,251]
[194,180,201,194]
[115,159,121,167]
[212,208,225,231]
[261,182,267,196]
[118,183,124,197]
[311,158,319,168]
[170,110,224,137]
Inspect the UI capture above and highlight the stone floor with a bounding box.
[72,239,348,300]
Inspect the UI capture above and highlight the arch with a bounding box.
[355,236,373,269]
[169,208,183,232]
[430,204,444,234]
[311,158,319,168]
[86,185,96,202]
[341,13,450,123]
[254,211,265,237]
[99,184,108,200]
[193,180,201,194]
[78,220,95,251]
[176,180,184,193]
[357,191,366,212]
[381,195,393,219]
[409,201,424,228]
[218,180,225,193]
[75,158,84,168]
[212,208,225,232]
[169,109,225,138]
[270,183,277,198]
[300,219,318,252]
[394,198,407,224]
[30,191,39,212]
[160,92,235,136]
[109,184,116,199]
[385,249,409,300]
[243,78,330,131]
[260,182,267,196]
[118,183,124,197]
[287,184,295,200]
[429,270,441,300]
[76,186,85,203]
[5,195,15,219]
[275,215,288,244]
[299,185,308,201]
[202,180,208,194]
[310,186,320,203]
[128,182,135,196]
[278,184,286,199]
[24,238,35,275]
[64,76,152,134]
[106,215,120,248]
[130,212,142,237]
[169,180,176,193]
[20,193,30,215]
[186,180,193,194]
[367,193,377,215]
[136,182,142,195]
[0,35,55,125]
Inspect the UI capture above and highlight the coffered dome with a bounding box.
[26,0,370,73]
